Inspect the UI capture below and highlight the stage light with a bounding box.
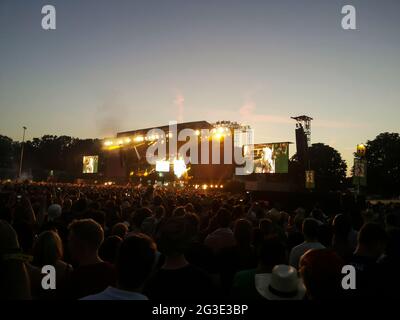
[125,138,131,143]
[214,133,222,140]
[195,130,200,136]
[210,184,214,188]
[218,127,224,133]
[174,159,186,178]
[220,184,223,188]
[134,136,144,142]
[357,144,366,157]
[104,140,113,146]
[202,184,208,190]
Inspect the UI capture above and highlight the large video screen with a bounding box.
[83,156,99,174]
[253,143,289,173]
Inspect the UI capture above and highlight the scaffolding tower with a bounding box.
[291,115,313,147]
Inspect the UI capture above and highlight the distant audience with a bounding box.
[1,181,399,300]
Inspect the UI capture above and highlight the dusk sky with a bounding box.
[1,0,399,172]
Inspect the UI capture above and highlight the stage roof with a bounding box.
[116,121,213,137]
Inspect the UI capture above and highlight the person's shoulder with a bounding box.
[81,289,108,300]
[290,242,306,253]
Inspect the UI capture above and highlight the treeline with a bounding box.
[0,135,103,181]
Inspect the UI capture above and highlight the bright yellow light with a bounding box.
[105,145,121,151]
[195,130,200,136]
[220,185,223,188]
[202,184,208,190]
[218,127,224,133]
[125,138,131,143]
[143,171,148,177]
[129,171,134,176]
[134,136,144,142]
[118,140,123,145]
[104,140,113,146]
[210,184,214,188]
[214,133,222,140]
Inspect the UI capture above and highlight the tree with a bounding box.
[308,143,347,191]
[0,135,16,169]
[365,132,400,196]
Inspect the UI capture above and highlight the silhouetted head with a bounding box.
[234,219,253,246]
[99,235,123,264]
[111,222,128,239]
[117,234,157,291]
[68,218,104,263]
[302,218,320,242]
[356,223,387,258]
[32,230,64,267]
[299,249,345,300]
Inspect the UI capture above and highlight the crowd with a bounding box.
[0,182,399,300]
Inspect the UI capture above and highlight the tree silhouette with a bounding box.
[365,132,400,196]
[307,143,347,191]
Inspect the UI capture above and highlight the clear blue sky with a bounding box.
[1,0,399,172]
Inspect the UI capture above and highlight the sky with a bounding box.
[1,0,400,173]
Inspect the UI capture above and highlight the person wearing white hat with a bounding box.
[255,264,306,300]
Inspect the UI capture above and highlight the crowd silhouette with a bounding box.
[1,182,399,300]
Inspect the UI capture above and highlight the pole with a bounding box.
[18,126,27,180]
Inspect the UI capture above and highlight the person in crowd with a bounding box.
[299,249,345,300]
[111,222,128,239]
[378,227,400,298]
[29,230,73,299]
[331,214,355,262]
[286,210,305,252]
[130,207,152,233]
[349,223,387,298]
[141,205,165,237]
[0,220,31,300]
[67,218,116,299]
[231,236,287,300]
[99,235,123,264]
[183,212,216,273]
[289,218,325,268]
[204,208,235,254]
[144,216,216,301]
[83,234,157,300]
[217,219,257,295]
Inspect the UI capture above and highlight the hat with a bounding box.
[47,204,62,221]
[255,265,306,300]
